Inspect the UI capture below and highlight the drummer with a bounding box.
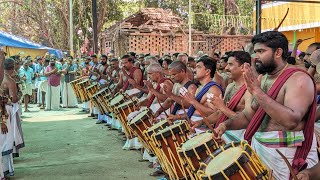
[214,31,319,179]
[153,60,197,121]
[206,51,251,143]
[174,56,224,133]
[114,55,143,96]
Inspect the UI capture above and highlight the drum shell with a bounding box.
[198,141,269,180]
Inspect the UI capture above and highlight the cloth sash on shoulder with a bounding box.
[146,78,169,108]
[243,68,317,176]
[171,81,193,115]
[215,84,247,127]
[122,67,138,91]
[187,81,224,118]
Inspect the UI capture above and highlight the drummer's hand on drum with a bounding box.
[190,120,202,131]
[167,114,178,124]
[213,123,227,140]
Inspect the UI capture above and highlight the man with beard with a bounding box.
[214,31,318,179]
[177,56,224,132]
[115,55,143,96]
[44,58,62,111]
[206,51,251,143]
[154,60,197,121]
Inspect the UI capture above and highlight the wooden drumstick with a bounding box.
[301,37,314,41]
[156,96,168,118]
[180,100,191,124]
[276,149,298,180]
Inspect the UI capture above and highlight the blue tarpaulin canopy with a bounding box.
[0,30,63,58]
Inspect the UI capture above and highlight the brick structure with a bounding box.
[101,8,253,57]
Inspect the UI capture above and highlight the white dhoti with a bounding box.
[62,82,78,107]
[9,103,25,157]
[221,129,245,144]
[251,131,319,180]
[122,110,143,150]
[37,80,48,105]
[46,85,61,110]
[82,101,89,110]
[191,114,206,134]
[149,103,170,120]
[1,106,15,178]
[126,88,140,96]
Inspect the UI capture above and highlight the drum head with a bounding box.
[129,109,150,125]
[110,94,124,106]
[155,120,187,140]
[147,120,169,136]
[202,141,252,179]
[206,146,242,175]
[179,132,216,157]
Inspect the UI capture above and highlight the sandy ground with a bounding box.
[10,104,158,180]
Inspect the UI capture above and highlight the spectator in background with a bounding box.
[19,60,34,112]
[44,58,62,111]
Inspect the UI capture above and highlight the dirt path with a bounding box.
[10,106,158,180]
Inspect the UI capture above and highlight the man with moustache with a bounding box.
[206,51,251,143]
[115,55,143,96]
[44,58,62,111]
[178,56,224,132]
[214,31,318,179]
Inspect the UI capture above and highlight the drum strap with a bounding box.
[215,84,246,128]
[146,78,169,108]
[171,81,193,115]
[243,68,317,176]
[187,81,224,118]
[122,67,140,91]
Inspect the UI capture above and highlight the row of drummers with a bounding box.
[69,77,271,180]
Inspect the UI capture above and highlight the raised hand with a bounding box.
[180,87,195,104]
[162,84,172,96]
[243,63,262,95]
[143,80,153,90]
[209,93,225,110]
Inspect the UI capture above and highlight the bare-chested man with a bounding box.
[205,51,251,143]
[177,56,224,132]
[154,60,197,120]
[115,55,143,96]
[215,31,318,179]
[177,53,194,80]
[1,58,21,178]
